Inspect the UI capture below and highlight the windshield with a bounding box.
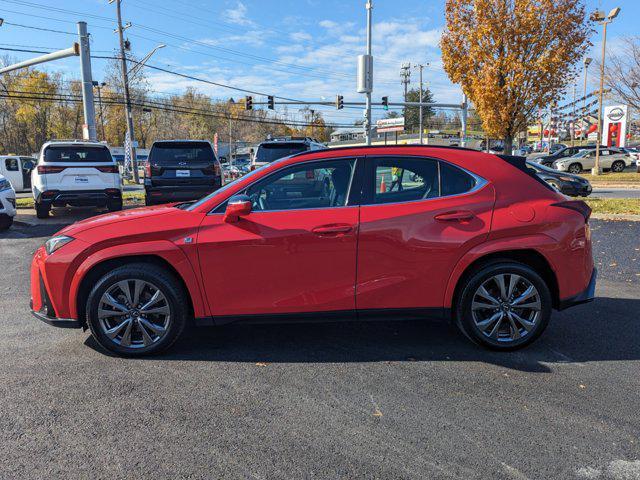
[185,166,265,211]
[255,143,307,163]
[150,141,214,165]
[43,146,112,163]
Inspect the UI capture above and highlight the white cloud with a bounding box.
[224,2,254,27]
[319,20,338,29]
[290,31,312,43]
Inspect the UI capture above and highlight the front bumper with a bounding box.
[30,304,81,328]
[560,182,592,197]
[0,190,17,217]
[558,268,597,310]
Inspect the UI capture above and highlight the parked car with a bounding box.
[31,140,122,219]
[554,147,632,174]
[0,155,35,192]
[526,161,592,197]
[30,145,596,357]
[531,145,604,167]
[0,173,16,230]
[144,140,223,206]
[251,137,324,170]
[514,145,533,156]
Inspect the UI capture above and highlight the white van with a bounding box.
[0,155,35,192]
[32,140,122,219]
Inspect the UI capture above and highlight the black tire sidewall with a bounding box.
[86,264,187,356]
[455,262,552,351]
[35,202,50,218]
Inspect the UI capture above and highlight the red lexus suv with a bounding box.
[30,146,595,357]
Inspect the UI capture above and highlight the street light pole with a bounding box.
[111,0,138,183]
[582,57,592,142]
[593,7,621,176]
[365,0,373,146]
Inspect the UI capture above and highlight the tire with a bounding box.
[35,201,50,219]
[611,160,625,173]
[567,163,582,174]
[86,263,188,357]
[454,261,552,351]
[107,199,123,212]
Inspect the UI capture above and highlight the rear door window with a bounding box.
[255,143,308,163]
[44,146,113,163]
[150,142,215,166]
[5,158,18,171]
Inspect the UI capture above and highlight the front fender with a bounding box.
[67,240,207,319]
[443,234,558,308]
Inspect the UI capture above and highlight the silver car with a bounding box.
[554,148,632,174]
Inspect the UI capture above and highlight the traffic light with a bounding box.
[267,95,274,110]
[336,94,344,110]
[382,96,388,110]
[245,96,253,110]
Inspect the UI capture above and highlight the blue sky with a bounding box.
[0,0,637,126]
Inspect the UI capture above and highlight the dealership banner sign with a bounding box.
[602,105,629,148]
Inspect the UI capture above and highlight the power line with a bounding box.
[2,21,76,35]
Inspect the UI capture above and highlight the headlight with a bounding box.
[44,235,74,255]
[558,176,577,182]
[0,179,11,191]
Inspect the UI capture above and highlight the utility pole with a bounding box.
[414,63,428,144]
[592,7,621,176]
[363,0,373,145]
[571,83,576,147]
[77,22,97,141]
[400,62,411,101]
[460,94,468,148]
[111,0,138,183]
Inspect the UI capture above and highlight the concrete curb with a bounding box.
[591,213,640,222]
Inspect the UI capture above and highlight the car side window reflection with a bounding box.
[364,157,476,205]
[244,159,356,212]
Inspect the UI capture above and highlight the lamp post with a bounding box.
[582,57,592,142]
[592,7,621,176]
[92,81,107,141]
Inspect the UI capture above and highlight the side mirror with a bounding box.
[223,194,252,223]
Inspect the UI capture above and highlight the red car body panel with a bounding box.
[29,146,595,327]
[356,184,495,310]
[197,207,359,316]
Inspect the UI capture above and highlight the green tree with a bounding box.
[404,87,435,132]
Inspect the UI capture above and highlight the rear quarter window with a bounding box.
[440,161,476,196]
[43,146,113,163]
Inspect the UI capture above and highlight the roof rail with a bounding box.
[46,138,104,144]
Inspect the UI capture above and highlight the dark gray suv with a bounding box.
[144,140,223,205]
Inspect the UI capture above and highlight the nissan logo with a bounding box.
[607,107,625,122]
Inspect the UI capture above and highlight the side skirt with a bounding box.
[193,308,450,327]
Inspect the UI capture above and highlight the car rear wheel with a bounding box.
[455,262,552,350]
[35,201,50,219]
[611,160,625,173]
[107,198,123,212]
[86,263,188,357]
[568,163,582,174]
[0,214,13,231]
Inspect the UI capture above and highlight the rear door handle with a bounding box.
[434,210,476,222]
[312,224,353,235]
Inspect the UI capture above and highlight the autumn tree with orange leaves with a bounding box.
[441,0,592,153]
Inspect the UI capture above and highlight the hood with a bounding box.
[58,204,179,237]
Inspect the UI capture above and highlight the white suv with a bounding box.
[32,140,122,219]
[0,173,16,230]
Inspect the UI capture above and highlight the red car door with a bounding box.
[356,155,494,312]
[197,158,360,318]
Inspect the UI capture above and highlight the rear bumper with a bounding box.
[558,268,597,310]
[145,184,219,203]
[38,189,122,207]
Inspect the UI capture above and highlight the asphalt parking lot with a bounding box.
[0,219,639,479]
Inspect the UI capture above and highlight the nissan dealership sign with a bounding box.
[603,105,629,148]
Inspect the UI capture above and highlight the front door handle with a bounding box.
[434,210,476,222]
[312,224,353,235]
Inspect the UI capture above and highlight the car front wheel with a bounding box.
[455,262,552,350]
[86,263,188,356]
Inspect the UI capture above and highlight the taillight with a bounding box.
[96,165,119,173]
[214,163,221,176]
[145,162,151,178]
[37,166,66,174]
[551,200,592,222]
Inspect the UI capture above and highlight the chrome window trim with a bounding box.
[207,156,360,215]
